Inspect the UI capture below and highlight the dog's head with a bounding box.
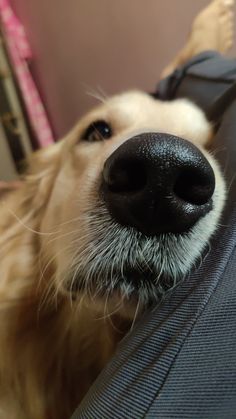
[35,91,225,317]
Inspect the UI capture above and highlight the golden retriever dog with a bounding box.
[0,0,234,415]
[0,90,226,419]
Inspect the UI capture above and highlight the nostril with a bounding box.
[174,168,215,206]
[103,159,147,194]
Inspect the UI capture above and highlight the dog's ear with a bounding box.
[21,141,64,209]
[27,141,63,176]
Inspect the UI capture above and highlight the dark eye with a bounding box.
[82,120,112,142]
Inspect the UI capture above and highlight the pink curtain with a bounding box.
[0,0,54,147]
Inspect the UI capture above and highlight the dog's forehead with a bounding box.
[81,91,157,126]
[99,91,212,144]
[108,91,155,112]
[97,90,203,123]
[105,91,166,125]
[69,90,211,148]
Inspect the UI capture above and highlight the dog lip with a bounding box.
[115,266,157,286]
[67,265,161,296]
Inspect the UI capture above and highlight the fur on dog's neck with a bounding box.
[0,169,123,419]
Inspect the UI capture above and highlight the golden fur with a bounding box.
[0,91,226,418]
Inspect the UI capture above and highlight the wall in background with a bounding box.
[11,0,236,138]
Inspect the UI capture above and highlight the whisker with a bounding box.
[227,172,236,194]
[83,83,107,104]
[5,208,56,236]
[129,297,141,333]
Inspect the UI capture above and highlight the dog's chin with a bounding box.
[65,263,185,313]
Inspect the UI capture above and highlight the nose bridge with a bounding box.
[100,131,136,166]
[103,124,163,161]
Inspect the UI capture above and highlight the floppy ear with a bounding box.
[27,141,63,176]
[23,141,64,207]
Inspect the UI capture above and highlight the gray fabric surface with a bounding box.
[71,52,236,419]
[72,210,236,419]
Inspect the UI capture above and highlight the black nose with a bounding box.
[101,133,215,235]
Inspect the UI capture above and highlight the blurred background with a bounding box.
[0,0,235,181]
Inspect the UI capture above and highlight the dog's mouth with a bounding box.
[62,177,222,309]
[67,269,175,311]
[69,264,173,300]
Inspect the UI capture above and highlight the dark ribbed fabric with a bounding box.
[71,52,236,419]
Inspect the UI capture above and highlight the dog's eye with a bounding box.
[82,120,112,142]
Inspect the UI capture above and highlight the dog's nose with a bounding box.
[101,133,215,235]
